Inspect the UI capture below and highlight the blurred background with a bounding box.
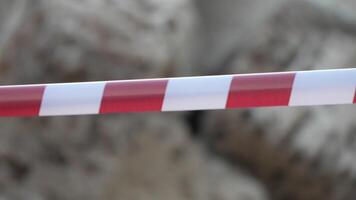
[1,0,356,199]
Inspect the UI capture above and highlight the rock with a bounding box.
[0,0,196,84]
[192,0,288,74]
[196,0,356,199]
[102,114,267,200]
[0,1,269,199]
[3,0,356,199]
[0,0,205,199]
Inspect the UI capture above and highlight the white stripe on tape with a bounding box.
[289,69,356,106]
[162,75,232,111]
[39,82,106,116]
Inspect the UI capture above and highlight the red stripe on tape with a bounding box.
[226,73,296,108]
[100,80,168,113]
[353,87,356,104]
[0,86,45,116]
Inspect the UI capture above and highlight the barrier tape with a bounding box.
[0,68,355,117]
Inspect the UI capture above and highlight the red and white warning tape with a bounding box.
[0,68,355,117]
